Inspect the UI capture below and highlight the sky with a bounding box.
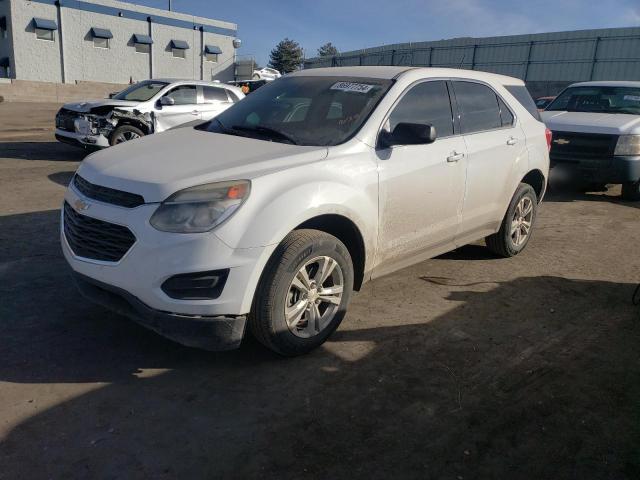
[125,0,640,67]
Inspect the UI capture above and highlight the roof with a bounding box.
[292,66,523,84]
[151,78,238,88]
[569,81,640,88]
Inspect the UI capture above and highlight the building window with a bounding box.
[91,27,113,49]
[205,53,218,63]
[35,28,54,41]
[135,43,150,54]
[170,40,189,59]
[94,37,109,49]
[204,45,222,63]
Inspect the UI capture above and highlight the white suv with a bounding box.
[62,67,550,355]
[55,79,244,149]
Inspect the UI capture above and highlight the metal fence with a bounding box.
[303,27,640,95]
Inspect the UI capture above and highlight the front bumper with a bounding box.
[61,182,275,320]
[73,271,246,350]
[550,154,640,183]
[55,128,110,149]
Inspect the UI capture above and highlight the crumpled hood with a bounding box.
[541,110,640,135]
[62,99,140,113]
[77,128,329,202]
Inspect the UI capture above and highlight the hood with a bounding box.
[62,99,140,113]
[77,128,329,202]
[541,110,640,135]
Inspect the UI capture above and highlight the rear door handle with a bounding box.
[191,110,200,116]
[447,151,465,163]
[507,136,518,146]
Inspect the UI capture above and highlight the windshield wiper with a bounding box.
[230,125,298,145]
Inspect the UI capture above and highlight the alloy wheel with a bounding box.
[510,196,534,247]
[114,131,141,144]
[284,256,344,338]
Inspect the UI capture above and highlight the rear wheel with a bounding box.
[249,229,354,356]
[110,125,145,146]
[486,183,538,258]
[621,181,640,201]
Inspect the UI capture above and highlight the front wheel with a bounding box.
[621,181,640,201]
[486,183,538,257]
[249,229,354,356]
[110,125,145,146]
[252,74,261,80]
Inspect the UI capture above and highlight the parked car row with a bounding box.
[57,67,639,355]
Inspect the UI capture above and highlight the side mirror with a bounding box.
[378,122,437,149]
[108,92,119,99]
[160,96,175,106]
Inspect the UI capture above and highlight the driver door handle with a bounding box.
[447,151,465,163]
[507,136,518,146]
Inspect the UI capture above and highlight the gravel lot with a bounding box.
[1,102,639,480]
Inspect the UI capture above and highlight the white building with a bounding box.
[0,0,239,84]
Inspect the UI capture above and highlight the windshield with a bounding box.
[113,81,169,102]
[197,76,394,146]
[546,86,640,114]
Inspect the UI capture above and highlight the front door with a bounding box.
[375,80,468,276]
[155,85,200,132]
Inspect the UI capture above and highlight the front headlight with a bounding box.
[614,135,640,156]
[150,180,250,233]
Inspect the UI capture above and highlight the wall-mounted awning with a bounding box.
[33,18,58,30]
[0,57,9,68]
[133,34,153,45]
[91,27,113,39]
[204,45,222,55]
[170,39,189,50]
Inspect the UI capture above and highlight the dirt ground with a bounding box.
[1,102,639,480]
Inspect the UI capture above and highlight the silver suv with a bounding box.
[55,79,244,149]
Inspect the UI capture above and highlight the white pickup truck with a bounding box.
[541,81,640,200]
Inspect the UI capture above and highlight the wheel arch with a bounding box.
[521,169,547,202]
[295,214,367,291]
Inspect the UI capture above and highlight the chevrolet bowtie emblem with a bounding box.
[74,199,90,212]
[554,138,570,145]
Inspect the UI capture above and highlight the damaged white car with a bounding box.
[55,79,244,149]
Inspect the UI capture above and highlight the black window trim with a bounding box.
[377,77,459,147]
[450,78,518,137]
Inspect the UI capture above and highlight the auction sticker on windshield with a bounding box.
[331,82,375,94]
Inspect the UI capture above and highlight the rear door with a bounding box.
[155,84,200,132]
[199,86,234,122]
[451,80,526,241]
[375,80,468,273]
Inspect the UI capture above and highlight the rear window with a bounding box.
[505,85,541,121]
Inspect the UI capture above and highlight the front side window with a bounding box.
[546,86,640,115]
[113,80,168,101]
[172,48,186,59]
[453,81,502,134]
[387,80,454,137]
[165,85,197,105]
[35,28,54,41]
[94,37,109,49]
[198,76,393,146]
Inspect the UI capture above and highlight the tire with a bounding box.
[110,125,145,146]
[621,181,640,201]
[486,183,538,258]
[249,229,354,356]
[252,74,261,80]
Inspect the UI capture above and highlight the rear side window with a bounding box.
[504,85,541,121]
[453,81,502,134]
[388,80,454,137]
[203,86,229,103]
[498,97,515,127]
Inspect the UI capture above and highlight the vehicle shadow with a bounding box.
[1,211,639,479]
[47,171,75,187]
[0,141,89,161]
[544,173,640,210]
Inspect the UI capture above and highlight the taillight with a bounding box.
[545,128,552,151]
